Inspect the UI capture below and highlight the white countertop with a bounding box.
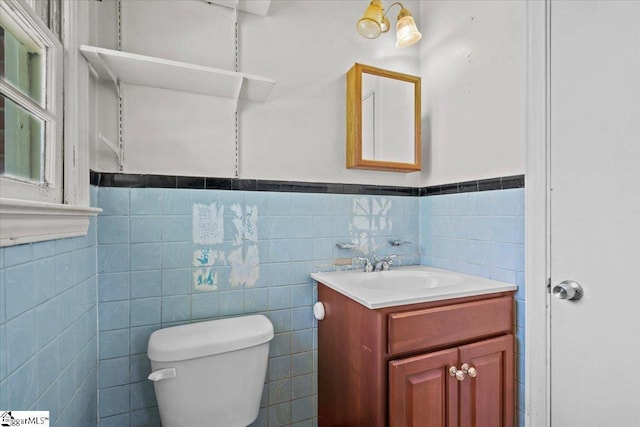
[311,265,517,309]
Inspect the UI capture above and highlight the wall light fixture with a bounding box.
[356,0,422,48]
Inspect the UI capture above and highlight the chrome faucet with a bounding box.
[356,256,374,272]
[356,255,398,272]
[373,255,397,271]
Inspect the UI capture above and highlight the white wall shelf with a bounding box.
[200,0,271,16]
[79,45,276,106]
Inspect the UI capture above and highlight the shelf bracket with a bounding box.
[98,132,123,170]
[80,50,121,98]
[100,55,121,98]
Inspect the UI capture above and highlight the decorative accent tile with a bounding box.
[192,248,225,267]
[228,246,259,288]
[192,267,218,291]
[192,203,224,244]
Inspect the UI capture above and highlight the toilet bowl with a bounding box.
[147,315,274,427]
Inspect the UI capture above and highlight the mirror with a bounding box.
[346,63,421,172]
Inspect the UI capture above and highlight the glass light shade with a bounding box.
[357,2,383,39]
[396,15,422,47]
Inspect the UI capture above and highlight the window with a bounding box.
[0,0,99,246]
[0,0,62,203]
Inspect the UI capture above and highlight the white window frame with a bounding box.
[0,0,100,247]
[0,0,62,202]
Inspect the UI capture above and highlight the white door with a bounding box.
[550,1,640,425]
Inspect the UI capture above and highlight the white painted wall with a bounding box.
[90,0,422,186]
[90,0,526,186]
[418,1,526,186]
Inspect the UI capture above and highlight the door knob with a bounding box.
[552,280,584,301]
[461,363,477,378]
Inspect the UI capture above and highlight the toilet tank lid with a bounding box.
[147,315,274,362]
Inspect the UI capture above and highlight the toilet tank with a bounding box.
[148,315,274,427]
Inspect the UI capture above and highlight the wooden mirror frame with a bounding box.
[346,63,421,172]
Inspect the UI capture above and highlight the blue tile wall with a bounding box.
[0,188,98,427]
[0,184,526,427]
[95,187,420,427]
[419,188,525,426]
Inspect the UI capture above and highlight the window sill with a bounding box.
[0,198,102,247]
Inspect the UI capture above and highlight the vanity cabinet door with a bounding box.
[459,334,514,427]
[389,348,459,427]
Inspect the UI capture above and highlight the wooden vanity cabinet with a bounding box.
[317,284,515,427]
[389,334,514,427]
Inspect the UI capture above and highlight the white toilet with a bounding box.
[147,315,274,427]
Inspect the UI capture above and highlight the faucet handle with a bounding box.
[377,254,398,271]
[355,256,373,272]
[375,254,397,263]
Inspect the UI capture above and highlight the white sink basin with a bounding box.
[311,266,516,309]
[352,269,463,291]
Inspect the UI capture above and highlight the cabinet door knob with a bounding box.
[461,363,477,378]
[448,366,466,381]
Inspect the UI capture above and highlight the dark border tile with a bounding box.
[478,178,502,192]
[90,171,100,186]
[257,180,281,192]
[501,175,525,189]
[422,175,525,196]
[458,180,479,193]
[342,184,367,195]
[145,175,176,188]
[439,184,459,195]
[232,179,258,191]
[325,183,345,194]
[279,182,298,193]
[90,170,523,197]
[376,186,395,195]
[112,174,146,188]
[177,176,205,189]
[425,186,442,196]
[295,183,328,194]
[205,178,232,190]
